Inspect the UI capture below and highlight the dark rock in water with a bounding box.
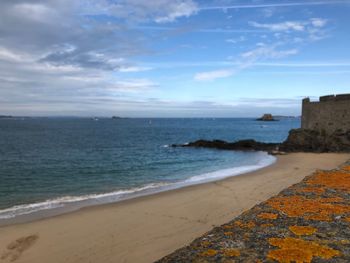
[256,113,278,121]
[280,128,350,152]
[174,139,279,152]
[173,129,350,153]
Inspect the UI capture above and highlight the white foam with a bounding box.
[185,152,275,184]
[0,183,170,219]
[0,152,276,221]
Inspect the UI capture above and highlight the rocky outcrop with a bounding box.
[173,129,350,153]
[280,128,350,152]
[173,139,279,152]
[256,114,277,121]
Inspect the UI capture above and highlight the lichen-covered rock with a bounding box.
[156,164,350,263]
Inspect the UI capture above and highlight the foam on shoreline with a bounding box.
[0,152,275,224]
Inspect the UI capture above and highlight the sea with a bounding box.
[0,117,300,224]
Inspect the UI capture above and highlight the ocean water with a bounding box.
[0,117,300,222]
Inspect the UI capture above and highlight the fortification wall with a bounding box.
[301,94,350,133]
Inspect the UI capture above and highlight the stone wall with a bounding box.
[301,94,350,133]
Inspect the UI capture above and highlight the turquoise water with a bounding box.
[0,118,300,221]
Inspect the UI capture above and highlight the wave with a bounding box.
[0,183,171,220]
[0,152,275,222]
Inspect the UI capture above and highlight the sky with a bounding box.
[0,0,350,117]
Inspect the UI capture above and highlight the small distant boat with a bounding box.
[92,117,99,121]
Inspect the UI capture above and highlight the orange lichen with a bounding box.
[257,213,278,220]
[268,249,312,263]
[319,197,344,203]
[234,220,256,229]
[306,170,350,192]
[221,248,240,257]
[289,226,317,236]
[341,165,350,172]
[268,237,340,262]
[261,223,274,228]
[267,195,350,221]
[339,239,350,245]
[224,231,234,236]
[223,224,234,230]
[200,249,218,257]
[200,241,211,247]
[298,187,325,194]
[304,213,332,221]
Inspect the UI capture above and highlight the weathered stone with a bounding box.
[302,93,350,133]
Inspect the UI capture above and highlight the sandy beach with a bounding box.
[0,153,349,263]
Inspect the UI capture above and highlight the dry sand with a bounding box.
[0,153,349,263]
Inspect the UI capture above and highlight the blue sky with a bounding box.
[0,0,350,117]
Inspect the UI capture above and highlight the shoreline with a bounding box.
[0,151,276,226]
[0,153,349,263]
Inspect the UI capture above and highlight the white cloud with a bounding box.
[250,21,305,32]
[194,69,235,81]
[94,0,199,23]
[194,45,299,82]
[0,47,24,62]
[226,36,246,44]
[250,18,329,33]
[154,1,198,23]
[112,79,158,92]
[241,47,299,60]
[12,3,57,23]
[310,18,328,27]
[119,66,153,72]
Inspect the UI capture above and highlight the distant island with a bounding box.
[256,113,278,121]
[0,115,14,119]
[111,116,128,119]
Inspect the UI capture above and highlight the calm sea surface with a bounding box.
[0,117,300,221]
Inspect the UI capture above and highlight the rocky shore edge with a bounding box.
[172,128,350,154]
[156,162,350,262]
